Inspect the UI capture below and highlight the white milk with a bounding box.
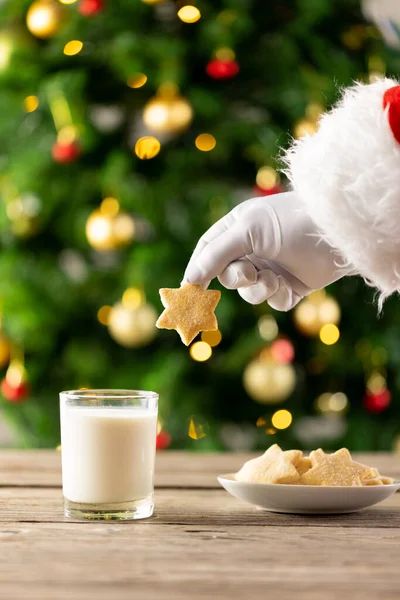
[61,406,157,504]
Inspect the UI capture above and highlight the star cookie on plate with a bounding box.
[300,448,379,487]
[156,283,221,346]
[296,457,312,476]
[235,444,302,485]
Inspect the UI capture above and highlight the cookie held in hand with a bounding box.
[156,283,221,346]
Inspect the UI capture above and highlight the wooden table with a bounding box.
[0,451,399,599]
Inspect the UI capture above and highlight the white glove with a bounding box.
[183,191,347,311]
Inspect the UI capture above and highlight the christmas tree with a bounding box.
[1,0,399,450]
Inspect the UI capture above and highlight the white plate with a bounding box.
[217,474,400,514]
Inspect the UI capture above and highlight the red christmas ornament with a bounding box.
[270,338,295,364]
[52,140,81,164]
[363,389,391,414]
[156,429,171,450]
[1,378,30,403]
[78,0,104,16]
[383,86,400,144]
[206,58,239,80]
[253,183,284,196]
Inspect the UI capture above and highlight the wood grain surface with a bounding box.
[0,451,399,600]
[0,450,398,488]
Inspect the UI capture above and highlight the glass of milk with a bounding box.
[60,389,158,520]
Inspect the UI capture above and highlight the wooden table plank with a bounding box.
[0,450,398,488]
[1,451,399,600]
[0,521,399,600]
[0,487,399,528]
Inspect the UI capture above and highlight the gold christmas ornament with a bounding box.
[108,301,157,348]
[85,198,135,251]
[143,88,193,134]
[294,291,341,337]
[243,358,296,404]
[26,0,63,39]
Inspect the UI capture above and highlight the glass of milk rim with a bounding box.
[60,389,158,520]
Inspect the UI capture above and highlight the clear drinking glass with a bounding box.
[60,389,158,520]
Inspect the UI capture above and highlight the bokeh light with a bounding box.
[201,329,222,347]
[122,288,144,310]
[258,315,278,341]
[188,416,207,439]
[366,372,387,394]
[100,197,120,217]
[316,391,348,415]
[294,119,317,138]
[127,73,148,88]
[315,392,331,413]
[63,40,83,56]
[195,133,216,151]
[306,102,324,121]
[319,323,340,345]
[114,213,135,244]
[97,305,112,325]
[177,5,201,23]
[57,125,79,144]
[256,166,278,190]
[270,338,294,364]
[329,392,348,413]
[215,47,235,61]
[24,95,39,113]
[135,136,161,159]
[271,409,292,430]
[190,341,212,362]
[0,35,13,71]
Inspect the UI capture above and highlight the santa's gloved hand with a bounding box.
[183,191,347,311]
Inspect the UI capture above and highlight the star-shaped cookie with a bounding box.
[156,283,221,346]
[235,444,302,484]
[300,448,379,486]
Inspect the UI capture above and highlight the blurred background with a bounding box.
[1,0,400,451]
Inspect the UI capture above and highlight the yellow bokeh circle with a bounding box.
[63,40,83,56]
[135,136,161,159]
[195,133,216,152]
[190,341,212,362]
[177,5,201,23]
[201,330,222,347]
[271,409,292,430]
[24,95,39,113]
[319,323,340,345]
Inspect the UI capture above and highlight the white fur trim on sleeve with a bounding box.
[284,78,400,305]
